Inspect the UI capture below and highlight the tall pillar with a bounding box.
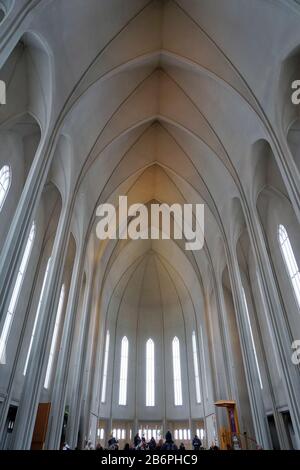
[209,277,233,400]
[66,274,93,448]
[81,304,100,448]
[244,201,300,447]
[5,202,72,449]
[203,293,230,438]
[227,249,271,449]
[162,417,166,440]
[0,133,54,325]
[215,276,239,402]
[45,246,85,449]
[109,417,113,439]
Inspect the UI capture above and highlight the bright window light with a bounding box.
[172,336,183,406]
[192,331,201,403]
[23,257,51,375]
[118,336,129,405]
[44,284,65,388]
[146,338,155,406]
[101,330,110,403]
[278,224,300,309]
[200,326,209,399]
[0,165,11,211]
[242,287,263,389]
[0,222,36,364]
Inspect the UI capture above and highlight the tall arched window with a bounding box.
[24,257,51,375]
[172,336,183,406]
[101,330,110,403]
[44,284,65,389]
[192,331,201,403]
[146,338,155,406]
[0,221,36,364]
[0,165,11,211]
[118,336,129,405]
[200,326,209,400]
[278,224,300,309]
[242,287,263,389]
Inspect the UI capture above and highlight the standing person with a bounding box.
[141,436,148,450]
[134,433,141,448]
[148,437,156,450]
[179,442,186,451]
[161,431,178,450]
[108,434,118,449]
[192,434,201,450]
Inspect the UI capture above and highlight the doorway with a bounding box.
[267,414,280,450]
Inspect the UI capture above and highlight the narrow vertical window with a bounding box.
[172,336,183,406]
[0,165,11,211]
[146,338,155,406]
[44,284,65,389]
[242,287,263,389]
[192,331,201,403]
[278,225,300,309]
[0,222,36,364]
[101,330,110,403]
[23,257,51,375]
[118,336,128,405]
[200,326,209,400]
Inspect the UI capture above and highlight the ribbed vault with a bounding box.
[1,0,300,450]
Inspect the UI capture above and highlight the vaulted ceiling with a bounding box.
[1,0,300,318]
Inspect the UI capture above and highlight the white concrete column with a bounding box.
[215,276,239,402]
[10,202,72,449]
[80,296,100,449]
[0,132,54,326]
[45,246,85,449]
[244,202,300,448]
[227,248,271,449]
[207,278,233,400]
[66,274,94,448]
[202,291,230,440]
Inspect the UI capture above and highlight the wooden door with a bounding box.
[31,403,51,450]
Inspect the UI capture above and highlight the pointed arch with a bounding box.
[118,335,129,405]
[192,331,201,404]
[278,224,300,309]
[0,221,36,364]
[101,330,110,403]
[0,164,11,211]
[172,336,183,406]
[146,338,155,407]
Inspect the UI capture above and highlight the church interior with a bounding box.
[0,0,300,451]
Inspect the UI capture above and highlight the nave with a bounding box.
[0,0,300,451]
